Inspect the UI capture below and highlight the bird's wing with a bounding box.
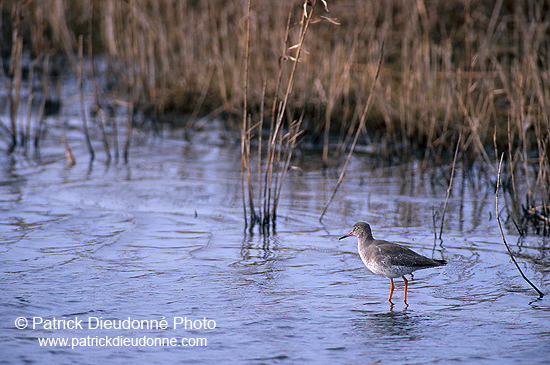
[378,243,437,268]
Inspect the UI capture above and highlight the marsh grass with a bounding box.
[1,0,548,233]
[241,0,325,233]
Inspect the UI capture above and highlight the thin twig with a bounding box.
[123,0,138,164]
[266,0,316,228]
[24,59,35,148]
[78,35,95,161]
[319,41,385,222]
[439,133,461,239]
[8,2,23,153]
[496,153,544,298]
[240,0,252,230]
[89,34,111,164]
[432,206,438,241]
[34,54,49,149]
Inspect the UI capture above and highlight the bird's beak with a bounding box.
[339,231,354,240]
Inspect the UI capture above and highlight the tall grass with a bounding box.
[1,0,548,233]
[241,0,329,233]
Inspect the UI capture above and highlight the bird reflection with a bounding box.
[352,309,425,342]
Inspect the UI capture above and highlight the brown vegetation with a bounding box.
[0,0,548,233]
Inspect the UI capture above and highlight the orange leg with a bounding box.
[402,275,409,304]
[388,278,395,304]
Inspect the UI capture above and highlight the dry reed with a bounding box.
[241,0,329,233]
[496,153,544,298]
[78,35,95,160]
[1,0,548,233]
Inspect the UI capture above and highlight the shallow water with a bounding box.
[1,118,549,364]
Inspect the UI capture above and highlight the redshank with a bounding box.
[339,222,446,304]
